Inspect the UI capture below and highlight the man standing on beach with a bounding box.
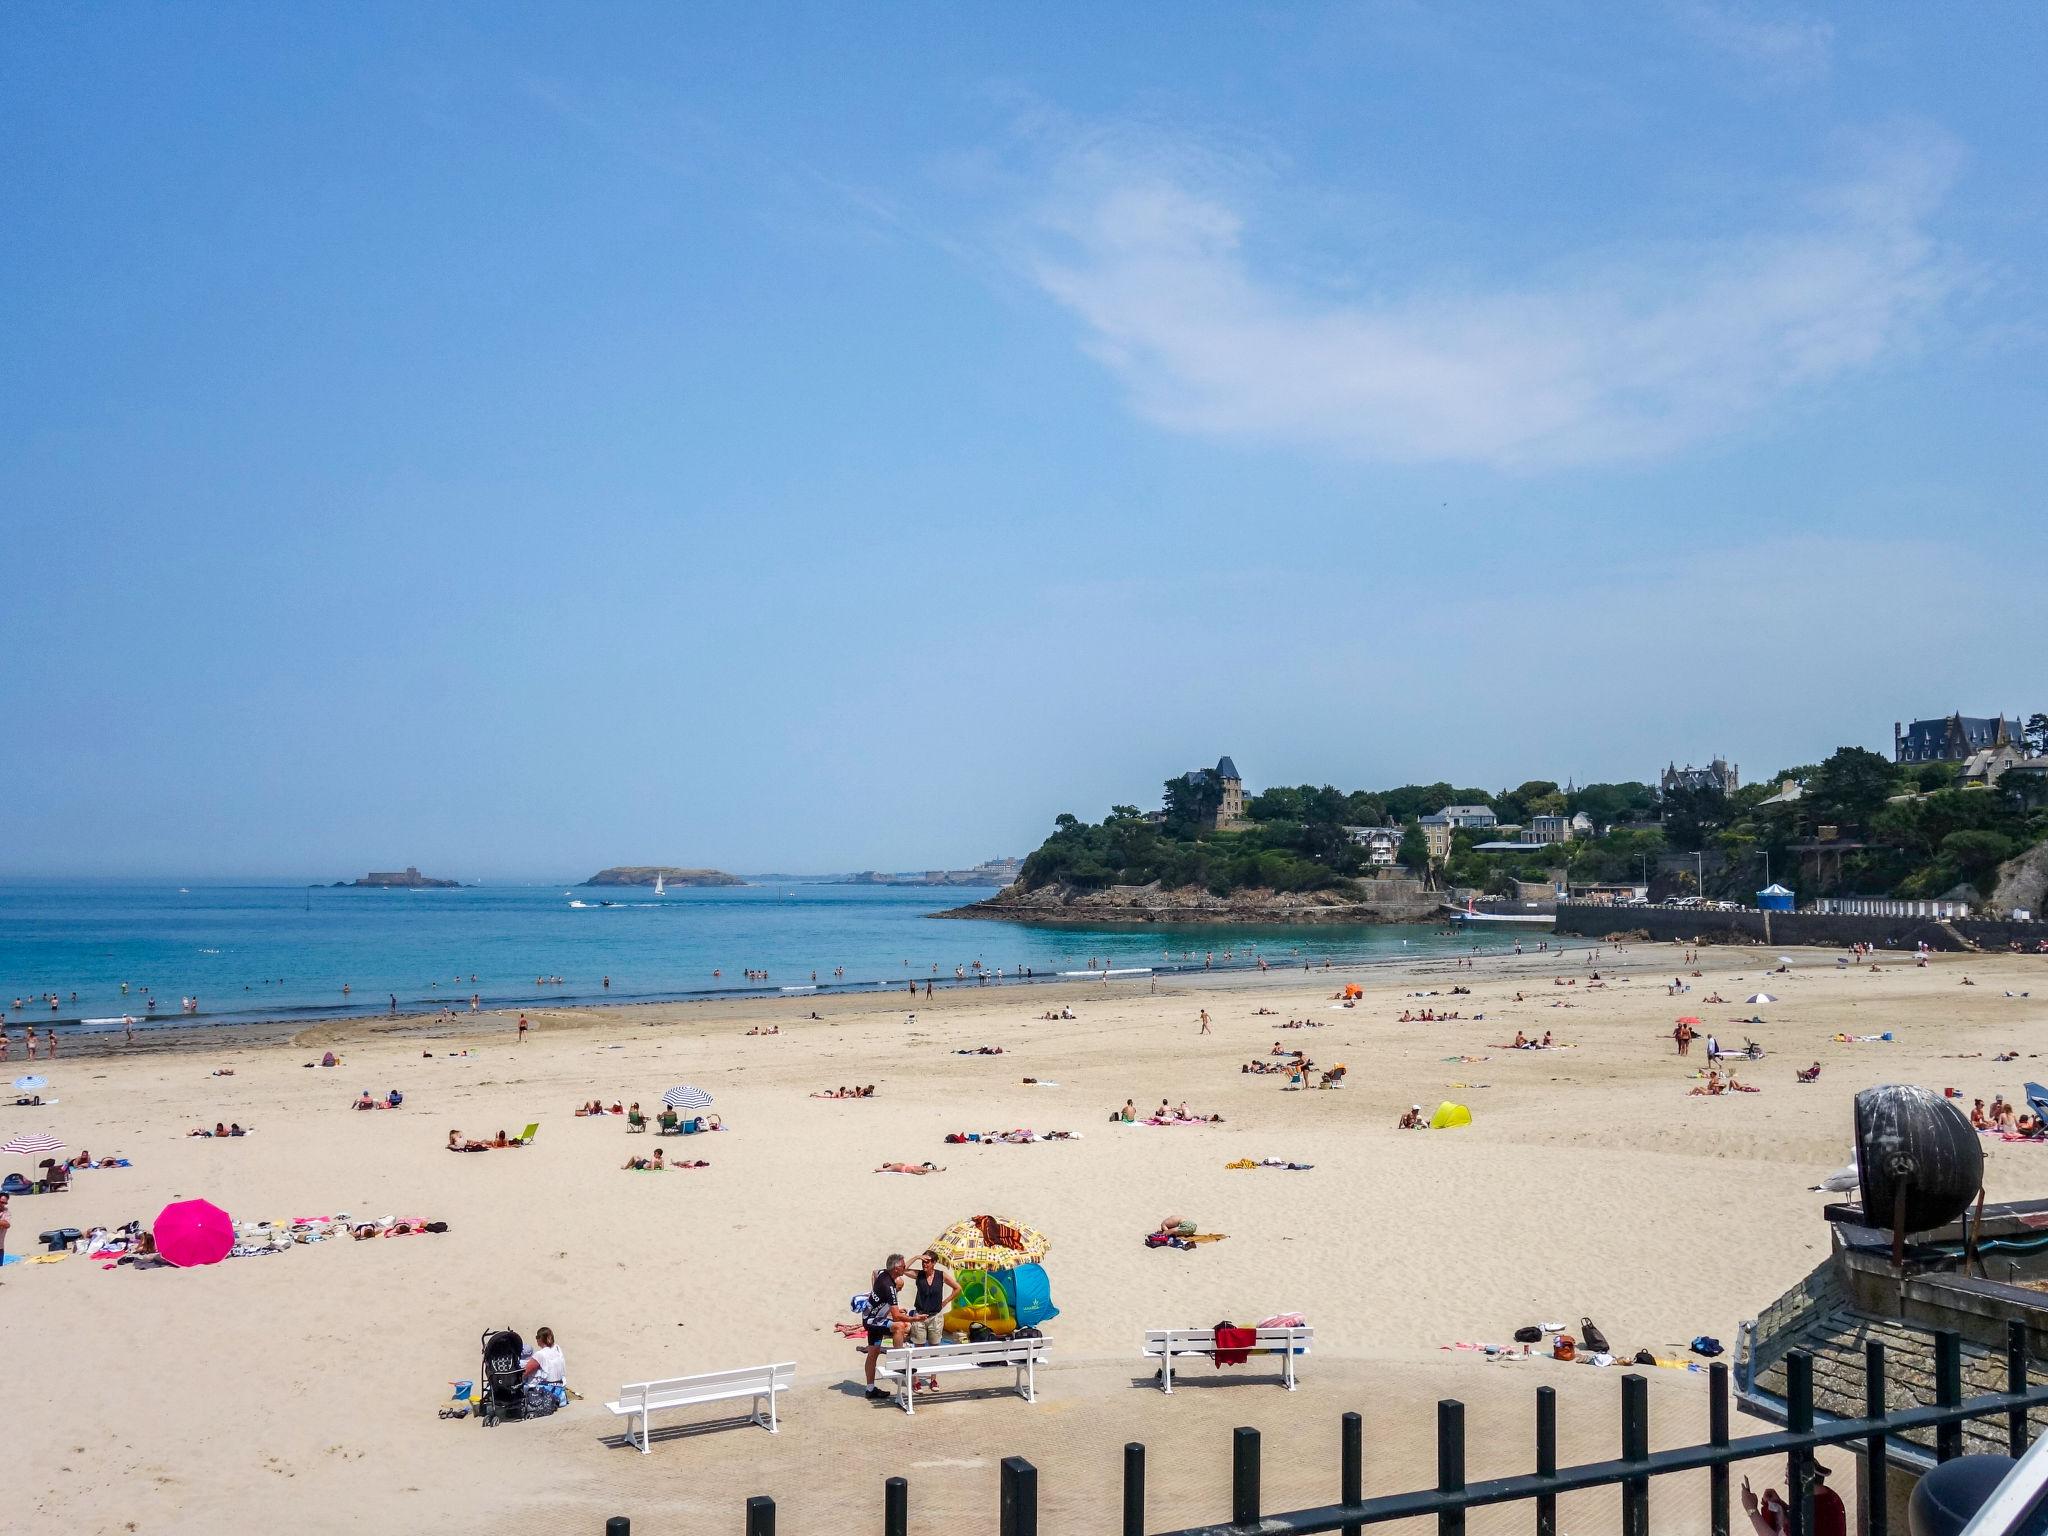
[862,1253,912,1399]
[1198,1009,1211,1035]
[517,1014,529,1043]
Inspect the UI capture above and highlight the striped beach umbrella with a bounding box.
[661,1084,714,1111]
[12,1075,47,1091]
[2,1132,64,1157]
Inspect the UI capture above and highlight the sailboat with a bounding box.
[654,873,666,897]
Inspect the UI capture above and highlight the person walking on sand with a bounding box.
[1198,1009,1211,1035]
[517,1014,529,1043]
[123,1015,135,1046]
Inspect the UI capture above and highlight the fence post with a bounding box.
[1341,1411,1363,1536]
[885,1477,908,1536]
[1621,1373,1649,1536]
[1232,1427,1261,1529]
[2010,1319,2031,1458]
[1438,1399,1467,1536]
[1124,1443,1146,1536]
[1935,1331,1963,1463]
[1786,1351,1815,1536]
[1865,1342,1888,1536]
[1000,1456,1038,1536]
[746,1496,776,1536]
[1536,1386,1558,1536]
[1710,1361,1730,1536]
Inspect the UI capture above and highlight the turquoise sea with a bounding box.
[0,881,1495,1033]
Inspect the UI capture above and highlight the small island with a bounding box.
[336,866,461,888]
[582,866,744,888]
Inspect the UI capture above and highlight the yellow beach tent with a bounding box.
[1429,1101,1472,1130]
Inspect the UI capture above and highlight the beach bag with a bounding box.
[1513,1326,1542,1344]
[1634,1349,1657,1366]
[966,1323,997,1345]
[1691,1335,1724,1357]
[1553,1335,1577,1362]
[1581,1318,1610,1355]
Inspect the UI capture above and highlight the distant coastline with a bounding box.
[582,866,744,888]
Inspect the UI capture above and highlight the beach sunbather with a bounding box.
[876,1161,944,1174]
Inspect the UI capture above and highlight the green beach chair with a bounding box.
[516,1123,539,1146]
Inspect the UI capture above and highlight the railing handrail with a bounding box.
[603,1322,2048,1536]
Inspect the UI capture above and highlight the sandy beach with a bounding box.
[8,939,2046,1534]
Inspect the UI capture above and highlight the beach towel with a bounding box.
[1214,1325,1256,1367]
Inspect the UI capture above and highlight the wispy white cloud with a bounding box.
[1678,1,1835,85]
[1020,126,1962,469]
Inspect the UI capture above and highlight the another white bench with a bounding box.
[875,1335,1050,1415]
[605,1361,796,1452]
[1141,1326,1312,1393]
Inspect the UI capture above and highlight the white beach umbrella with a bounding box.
[1746,993,1778,1005]
[661,1084,714,1111]
[1,1132,64,1157]
[13,1075,48,1091]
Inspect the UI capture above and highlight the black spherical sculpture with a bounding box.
[1855,1084,1984,1235]
[1910,1453,2048,1536]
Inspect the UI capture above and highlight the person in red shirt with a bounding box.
[1742,1465,1846,1536]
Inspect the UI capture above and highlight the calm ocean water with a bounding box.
[0,881,1492,1033]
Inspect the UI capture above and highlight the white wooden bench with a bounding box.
[605,1361,796,1452]
[875,1335,1050,1415]
[1141,1326,1312,1393]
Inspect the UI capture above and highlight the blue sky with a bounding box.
[3,3,2043,878]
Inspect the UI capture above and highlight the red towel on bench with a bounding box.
[1214,1326,1256,1367]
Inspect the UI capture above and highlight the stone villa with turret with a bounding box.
[1188,755,1249,830]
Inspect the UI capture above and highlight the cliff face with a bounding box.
[1991,837,2048,916]
[583,866,744,887]
[936,879,1439,924]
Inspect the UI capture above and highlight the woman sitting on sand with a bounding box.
[1689,1071,1725,1097]
[876,1161,944,1174]
[1397,1105,1425,1129]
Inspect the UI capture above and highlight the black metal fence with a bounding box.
[601,1321,2048,1536]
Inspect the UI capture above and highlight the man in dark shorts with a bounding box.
[862,1253,911,1399]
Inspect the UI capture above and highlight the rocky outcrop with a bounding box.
[338,867,460,888]
[1991,837,2048,917]
[583,866,743,887]
[935,880,1439,924]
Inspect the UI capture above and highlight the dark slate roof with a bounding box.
[1216,756,1240,780]
[1744,1265,2048,1463]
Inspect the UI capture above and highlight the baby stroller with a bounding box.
[477,1328,526,1427]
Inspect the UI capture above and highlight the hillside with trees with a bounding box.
[1006,740,2048,909]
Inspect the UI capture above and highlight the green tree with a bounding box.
[1162,773,1221,831]
[1661,784,1729,851]
[1397,819,1430,877]
[1806,747,1902,834]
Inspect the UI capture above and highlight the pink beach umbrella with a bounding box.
[153,1199,235,1268]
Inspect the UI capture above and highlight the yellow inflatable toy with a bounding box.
[943,1266,1017,1337]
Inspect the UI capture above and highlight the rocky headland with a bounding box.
[935,880,1440,924]
[583,866,744,888]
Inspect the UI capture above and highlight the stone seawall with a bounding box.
[1554,904,2048,954]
